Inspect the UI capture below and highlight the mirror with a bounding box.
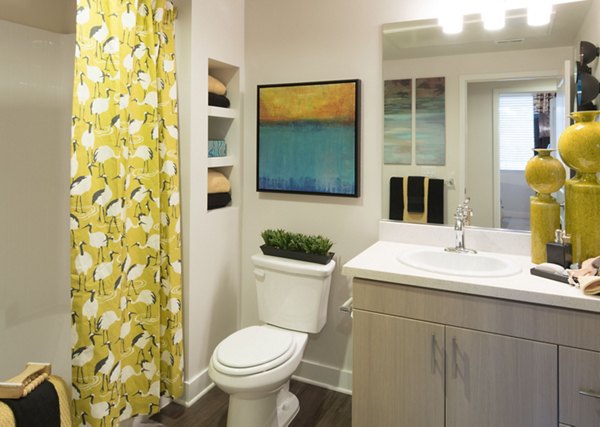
[382,0,594,229]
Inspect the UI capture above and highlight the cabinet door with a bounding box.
[559,346,600,427]
[446,326,557,427]
[353,310,445,427]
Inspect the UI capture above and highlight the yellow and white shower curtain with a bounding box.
[70,0,183,424]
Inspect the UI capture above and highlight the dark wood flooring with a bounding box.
[151,380,352,426]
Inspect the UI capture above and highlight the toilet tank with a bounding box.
[251,253,336,334]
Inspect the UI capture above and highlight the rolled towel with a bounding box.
[208,75,227,95]
[208,192,231,210]
[208,169,231,194]
[209,93,230,108]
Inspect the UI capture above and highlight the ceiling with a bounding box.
[382,0,592,60]
[0,0,75,34]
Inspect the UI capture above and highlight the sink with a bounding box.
[396,248,521,278]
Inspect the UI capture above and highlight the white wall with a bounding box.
[175,0,245,403]
[243,0,440,392]
[0,19,72,381]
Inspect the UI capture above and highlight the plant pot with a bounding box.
[260,244,334,265]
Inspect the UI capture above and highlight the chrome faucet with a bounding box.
[445,197,477,254]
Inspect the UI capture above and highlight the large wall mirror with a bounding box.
[382,0,594,230]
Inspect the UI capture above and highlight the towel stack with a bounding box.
[208,139,227,157]
[208,75,231,108]
[389,176,444,224]
[208,169,231,210]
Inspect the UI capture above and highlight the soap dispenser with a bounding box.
[546,229,572,268]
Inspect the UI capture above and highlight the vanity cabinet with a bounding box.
[352,278,600,427]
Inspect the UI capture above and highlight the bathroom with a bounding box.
[1,0,599,425]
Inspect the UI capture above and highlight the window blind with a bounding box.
[498,93,534,171]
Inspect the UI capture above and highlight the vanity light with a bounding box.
[527,0,552,26]
[439,8,463,34]
[482,0,506,31]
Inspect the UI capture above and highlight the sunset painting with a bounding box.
[257,80,360,197]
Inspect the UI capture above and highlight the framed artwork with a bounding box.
[415,77,446,165]
[384,79,412,164]
[257,79,361,197]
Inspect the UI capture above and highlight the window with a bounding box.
[498,93,534,171]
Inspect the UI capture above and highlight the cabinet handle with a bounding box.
[431,334,436,374]
[579,389,600,399]
[452,337,458,379]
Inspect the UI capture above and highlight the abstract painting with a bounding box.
[257,79,360,197]
[415,77,446,165]
[384,79,412,164]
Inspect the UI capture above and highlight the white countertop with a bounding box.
[342,239,600,314]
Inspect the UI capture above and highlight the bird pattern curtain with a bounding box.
[70,0,183,424]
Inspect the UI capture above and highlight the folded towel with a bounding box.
[208,192,231,210]
[407,176,425,213]
[208,75,227,95]
[209,93,230,108]
[389,176,444,224]
[0,380,60,427]
[208,170,231,194]
[208,139,227,157]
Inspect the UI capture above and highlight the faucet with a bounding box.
[445,197,477,254]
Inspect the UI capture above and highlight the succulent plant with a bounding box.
[261,229,333,255]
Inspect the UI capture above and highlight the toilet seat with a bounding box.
[213,326,297,376]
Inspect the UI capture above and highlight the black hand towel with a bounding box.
[389,177,404,220]
[427,178,444,224]
[407,176,425,213]
[0,380,60,427]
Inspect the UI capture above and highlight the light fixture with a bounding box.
[482,1,505,31]
[439,6,463,34]
[580,41,600,67]
[527,0,552,26]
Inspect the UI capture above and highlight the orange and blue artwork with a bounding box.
[257,80,360,197]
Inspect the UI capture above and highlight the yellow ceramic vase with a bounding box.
[524,149,565,264]
[558,111,600,263]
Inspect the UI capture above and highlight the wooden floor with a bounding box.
[151,380,352,426]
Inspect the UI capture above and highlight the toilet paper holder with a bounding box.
[339,297,353,315]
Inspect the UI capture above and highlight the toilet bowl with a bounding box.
[208,325,308,427]
[208,254,336,427]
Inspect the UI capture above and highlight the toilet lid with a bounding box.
[214,326,296,376]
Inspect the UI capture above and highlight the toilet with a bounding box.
[208,253,336,427]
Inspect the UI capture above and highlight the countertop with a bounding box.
[342,239,600,313]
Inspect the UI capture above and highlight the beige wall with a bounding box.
[0,0,75,34]
[243,0,438,392]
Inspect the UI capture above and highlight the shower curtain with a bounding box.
[70,0,183,424]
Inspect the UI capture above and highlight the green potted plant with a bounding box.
[260,229,334,264]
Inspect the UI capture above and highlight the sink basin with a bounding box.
[396,248,521,278]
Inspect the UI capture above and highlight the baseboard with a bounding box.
[292,359,352,395]
[179,367,215,407]
[180,359,352,405]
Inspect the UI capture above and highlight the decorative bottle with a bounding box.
[524,148,566,264]
[557,111,600,264]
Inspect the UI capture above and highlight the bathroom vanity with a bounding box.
[343,222,600,427]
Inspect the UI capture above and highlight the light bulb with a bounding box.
[528,0,552,26]
[482,1,506,31]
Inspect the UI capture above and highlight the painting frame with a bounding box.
[256,79,361,198]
